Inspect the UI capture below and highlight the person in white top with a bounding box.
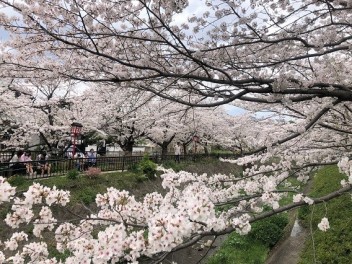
[9,150,26,175]
[9,151,19,164]
[174,142,181,163]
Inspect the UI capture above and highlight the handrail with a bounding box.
[0,153,239,179]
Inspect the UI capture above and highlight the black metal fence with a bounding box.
[0,150,163,162]
[0,153,239,180]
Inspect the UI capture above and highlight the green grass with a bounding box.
[3,157,295,263]
[298,165,352,264]
[161,159,198,172]
[207,174,301,264]
[51,171,147,204]
[207,232,268,264]
[207,213,289,264]
[1,170,154,261]
[7,171,146,204]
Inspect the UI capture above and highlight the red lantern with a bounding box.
[70,122,83,157]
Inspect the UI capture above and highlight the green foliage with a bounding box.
[47,246,71,262]
[248,214,289,248]
[77,187,97,204]
[207,233,268,264]
[207,214,288,264]
[136,174,148,182]
[140,155,157,179]
[298,165,352,264]
[127,162,139,173]
[210,144,234,155]
[0,203,11,220]
[67,169,79,180]
[7,174,26,186]
[161,160,185,172]
[127,155,157,179]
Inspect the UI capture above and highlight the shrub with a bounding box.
[139,155,157,179]
[84,167,102,179]
[248,214,288,248]
[67,169,79,180]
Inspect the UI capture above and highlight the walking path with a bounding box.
[265,218,308,264]
[265,178,313,264]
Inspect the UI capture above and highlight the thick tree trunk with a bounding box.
[182,143,188,155]
[203,144,209,155]
[161,144,168,160]
[120,138,134,156]
[39,132,53,151]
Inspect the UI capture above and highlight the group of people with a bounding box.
[9,150,51,176]
[6,148,97,176]
[74,148,97,171]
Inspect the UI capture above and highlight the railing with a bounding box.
[0,153,239,180]
[0,150,158,161]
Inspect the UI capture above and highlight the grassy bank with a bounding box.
[3,157,308,263]
[298,165,352,263]
[1,157,241,261]
[1,170,160,260]
[6,170,150,204]
[207,213,289,264]
[205,174,305,264]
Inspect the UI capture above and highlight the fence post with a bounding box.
[122,156,125,172]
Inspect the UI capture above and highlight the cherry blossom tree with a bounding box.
[0,79,36,148]
[174,107,232,154]
[1,0,352,262]
[0,77,84,152]
[0,80,20,142]
[24,78,83,152]
[1,0,351,105]
[79,85,158,155]
[141,100,188,158]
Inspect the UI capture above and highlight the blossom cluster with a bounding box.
[317,217,330,232]
[0,169,252,263]
[0,152,347,264]
[0,176,16,204]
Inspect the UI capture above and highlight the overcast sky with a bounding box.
[0,0,248,116]
[0,28,8,41]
